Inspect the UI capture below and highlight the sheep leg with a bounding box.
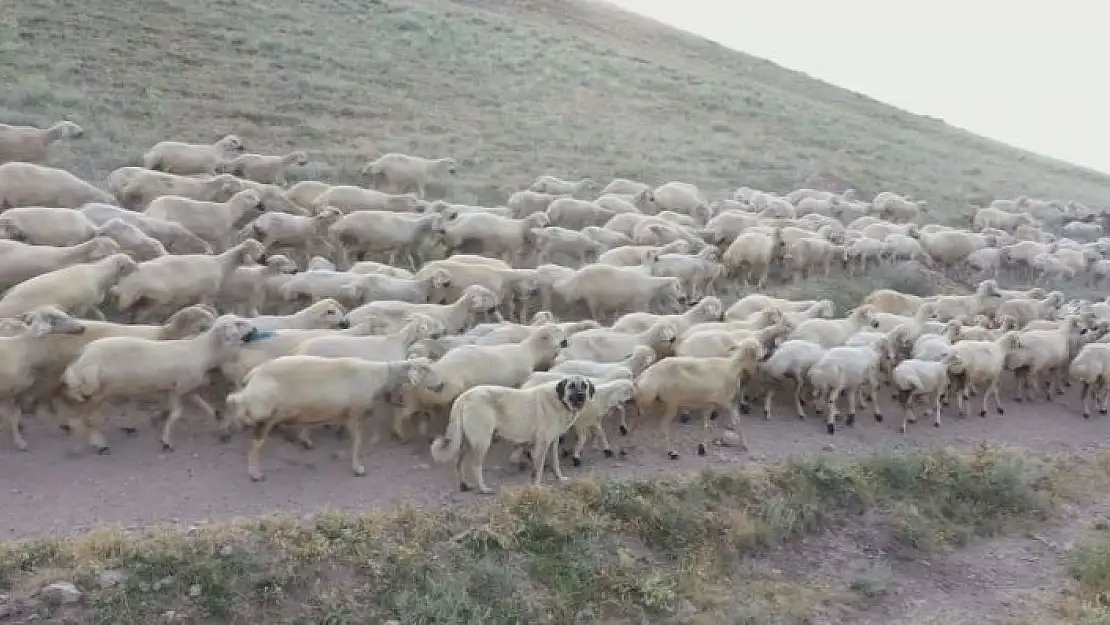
[980,382,994,417]
[762,387,775,420]
[825,384,843,434]
[592,422,615,458]
[897,389,914,434]
[247,421,278,482]
[659,402,680,459]
[846,388,859,427]
[1098,380,1110,415]
[347,413,366,477]
[81,398,112,455]
[1,400,27,451]
[187,393,218,427]
[159,393,187,451]
[1081,381,1094,419]
[989,381,1004,415]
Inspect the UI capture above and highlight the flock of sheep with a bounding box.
[2,120,1110,495]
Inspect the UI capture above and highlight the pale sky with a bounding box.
[608,0,1110,174]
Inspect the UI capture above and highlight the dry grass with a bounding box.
[0,446,1067,623]
[3,0,1110,226]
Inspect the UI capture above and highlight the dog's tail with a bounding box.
[430,400,465,463]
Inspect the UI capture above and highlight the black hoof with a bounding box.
[122,427,137,436]
[1084,413,1091,420]
[668,451,679,460]
[1014,397,1023,403]
[300,440,314,450]
[996,407,1004,415]
[572,457,582,467]
[846,414,856,427]
[59,423,71,433]
[740,404,751,415]
[874,413,884,423]
[558,434,566,445]
[96,447,111,456]
[17,423,25,434]
[619,425,629,436]
[603,448,615,458]
[934,422,940,428]
[250,475,265,483]
[162,442,173,452]
[826,423,835,435]
[460,482,471,492]
[979,410,987,418]
[697,443,707,456]
[491,432,503,443]
[1101,409,1108,416]
[679,413,690,424]
[709,410,719,421]
[219,433,232,443]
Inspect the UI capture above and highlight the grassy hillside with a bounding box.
[3,0,1109,225]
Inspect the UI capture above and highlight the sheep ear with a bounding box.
[555,378,568,403]
[586,380,596,399]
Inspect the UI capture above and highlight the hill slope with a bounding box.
[2,0,1108,222]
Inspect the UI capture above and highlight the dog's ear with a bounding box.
[586,379,596,399]
[555,378,567,403]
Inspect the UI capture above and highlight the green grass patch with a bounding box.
[0,446,1065,623]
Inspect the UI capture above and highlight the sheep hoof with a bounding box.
[558,434,566,445]
[668,451,680,460]
[17,422,25,434]
[491,432,503,443]
[710,409,720,420]
[300,440,315,451]
[679,412,690,424]
[161,441,173,452]
[572,457,582,467]
[899,425,907,434]
[122,427,138,436]
[934,422,940,428]
[697,443,707,456]
[739,404,751,415]
[619,425,629,436]
[603,448,615,458]
[826,423,835,435]
[1084,412,1092,419]
[618,448,628,457]
[979,410,987,418]
[353,466,365,477]
[845,414,856,427]
[218,432,232,444]
[459,482,471,492]
[874,413,884,423]
[1100,409,1108,416]
[1014,397,1023,403]
[59,423,71,433]
[96,446,111,456]
[996,407,1005,415]
[250,473,265,482]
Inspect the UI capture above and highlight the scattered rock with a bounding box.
[98,569,125,588]
[39,582,82,605]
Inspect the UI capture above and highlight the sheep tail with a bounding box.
[62,363,96,403]
[430,403,464,463]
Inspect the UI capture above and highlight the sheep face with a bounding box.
[313,300,349,329]
[214,316,266,345]
[290,151,309,167]
[216,135,245,153]
[463,285,500,313]
[266,255,298,275]
[57,121,84,139]
[21,307,85,337]
[407,359,444,393]
[163,305,217,338]
[694,296,724,322]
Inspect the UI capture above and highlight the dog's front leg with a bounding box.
[548,436,568,482]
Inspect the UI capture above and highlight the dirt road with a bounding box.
[1,392,1107,541]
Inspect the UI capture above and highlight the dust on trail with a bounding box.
[1,390,1106,541]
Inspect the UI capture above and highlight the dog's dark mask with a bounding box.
[555,377,595,412]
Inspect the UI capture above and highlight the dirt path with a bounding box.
[1,391,1108,541]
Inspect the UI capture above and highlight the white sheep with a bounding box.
[559,320,678,364]
[94,218,168,262]
[113,239,266,322]
[723,228,783,289]
[144,189,263,251]
[788,305,880,348]
[0,253,136,319]
[528,175,597,196]
[611,295,723,335]
[214,151,308,186]
[239,206,343,265]
[0,121,83,164]
[891,359,949,433]
[0,236,121,291]
[531,226,606,266]
[545,197,615,231]
[346,284,499,334]
[441,212,549,265]
[361,153,458,197]
[0,306,88,450]
[652,181,711,223]
[329,209,443,268]
[759,339,827,421]
[243,296,348,332]
[0,162,116,209]
[807,338,891,434]
[81,202,213,255]
[1069,343,1110,419]
[942,332,1020,418]
[284,180,331,211]
[555,263,685,323]
[62,314,260,453]
[0,206,98,247]
[312,185,425,214]
[142,134,245,175]
[633,338,764,458]
[109,168,246,210]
